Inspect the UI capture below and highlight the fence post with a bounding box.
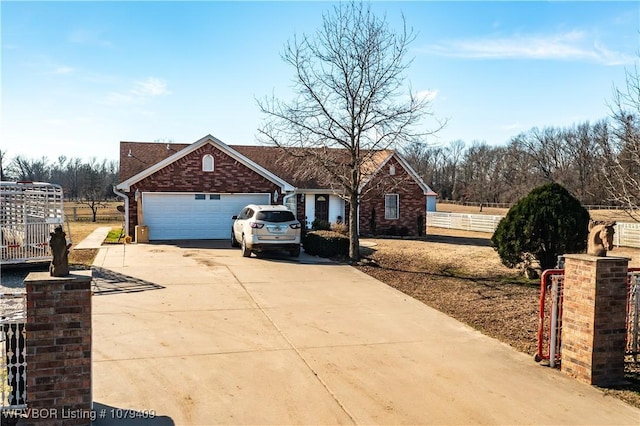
[561,254,629,386]
[23,271,92,425]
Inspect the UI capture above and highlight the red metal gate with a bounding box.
[536,267,640,367]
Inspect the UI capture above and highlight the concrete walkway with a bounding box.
[90,242,640,425]
[73,227,112,249]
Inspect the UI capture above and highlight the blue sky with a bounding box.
[2,1,638,162]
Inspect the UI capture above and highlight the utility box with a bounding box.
[135,225,149,243]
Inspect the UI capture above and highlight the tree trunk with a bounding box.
[348,191,360,261]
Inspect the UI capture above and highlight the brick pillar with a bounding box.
[561,254,629,386]
[22,271,92,426]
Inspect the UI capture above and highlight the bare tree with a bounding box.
[563,121,607,204]
[257,1,441,260]
[499,138,542,203]
[0,149,10,181]
[77,158,117,222]
[599,65,640,220]
[9,156,51,182]
[459,142,505,207]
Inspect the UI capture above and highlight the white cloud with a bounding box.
[132,78,171,97]
[68,29,112,48]
[416,89,439,102]
[421,31,635,66]
[104,77,170,106]
[53,66,75,75]
[43,119,70,128]
[105,92,134,106]
[499,123,523,132]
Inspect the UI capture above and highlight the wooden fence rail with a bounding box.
[66,206,122,222]
[426,212,640,249]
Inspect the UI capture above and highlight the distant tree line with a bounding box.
[0,153,119,221]
[0,115,634,212]
[403,120,611,206]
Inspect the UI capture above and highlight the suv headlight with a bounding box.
[289,223,301,229]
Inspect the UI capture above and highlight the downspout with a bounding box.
[113,186,130,237]
[283,192,295,206]
[282,192,297,217]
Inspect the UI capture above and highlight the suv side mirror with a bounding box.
[232,215,238,220]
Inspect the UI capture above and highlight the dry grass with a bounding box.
[63,200,123,267]
[355,227,640,408]
[67,220,122,268]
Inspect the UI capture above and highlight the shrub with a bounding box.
[491,182,590,271]
[303,230,349,258]
[331,221,348,235]
[311,218,331,231]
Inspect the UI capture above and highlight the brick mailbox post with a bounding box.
[22,271,93,426]
[561,254,629,386]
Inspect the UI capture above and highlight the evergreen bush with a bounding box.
[491,182,590,271]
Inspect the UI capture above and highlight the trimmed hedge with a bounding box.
[311,218,331,231]
[303,230,349,258]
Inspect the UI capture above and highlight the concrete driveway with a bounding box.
[90,242,640,425]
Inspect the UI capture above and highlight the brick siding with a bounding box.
[23,271,93,425]
[359,157,426,236]
[561,254,629,385]
[126,145,282,232]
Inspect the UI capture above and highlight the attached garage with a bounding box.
[142,192,270,240]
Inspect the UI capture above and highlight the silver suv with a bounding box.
[232,204,301,257]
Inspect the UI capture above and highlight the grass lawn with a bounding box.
[67,220,122,268]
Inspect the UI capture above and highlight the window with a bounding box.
[209,194,220,200]
[195,194,206,200]
[389,165,396,175]
[384,194,399,220]
[239,208,254,220]
[256,210,296,223]
[202,154,214,172]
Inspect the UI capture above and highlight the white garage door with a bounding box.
[142,193,270,240]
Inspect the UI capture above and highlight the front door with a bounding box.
[315,194,329,222]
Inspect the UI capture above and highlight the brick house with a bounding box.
[115,134,437,240]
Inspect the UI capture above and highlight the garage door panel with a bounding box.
[143,193,270,240]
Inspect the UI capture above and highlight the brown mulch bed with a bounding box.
[354,229,640,408]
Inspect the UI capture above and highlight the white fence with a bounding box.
[426,212,503,234]
[426,211,640,249]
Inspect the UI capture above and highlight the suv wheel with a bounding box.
[290,246,301,257]
[231,229,240,247]
[241,236,252,257]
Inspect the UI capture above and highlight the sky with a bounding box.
[1,1,638,163]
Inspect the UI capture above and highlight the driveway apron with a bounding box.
[90,242,640,425]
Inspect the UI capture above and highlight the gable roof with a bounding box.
[361,151,437,196]
[119,141,189,182]
[233,145,435,195]
[117,136,436,196]
[116,135,294,192]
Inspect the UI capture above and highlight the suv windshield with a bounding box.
[256,210,295,223]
